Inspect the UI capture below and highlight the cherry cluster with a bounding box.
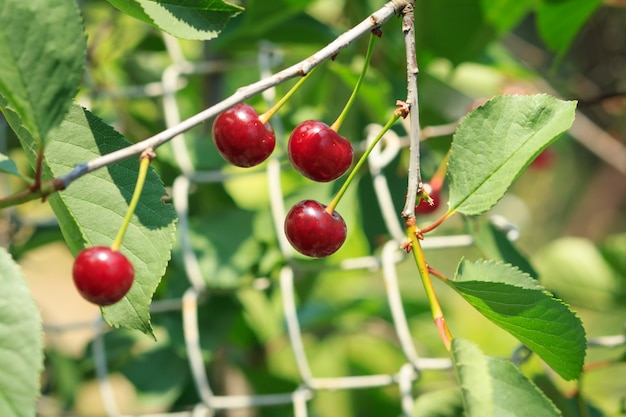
[70,100,449,306]
[212,104,353,258]
[70,99,356,307]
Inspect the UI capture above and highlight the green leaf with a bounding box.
[537,0,601,55]
[0,0,85,147]
[107,0,244,40]
[465,217,538,278]
[534,237,624,310]
[447,94,576,215]
[452,338,561,417]
[105,0,153,24]
[0,153,30,182]
[448,259,586,380]
[0,247,43,417]
[44,104,177,335]
[532,374,604,417]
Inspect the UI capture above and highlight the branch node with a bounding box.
[391,0,411,14]
[60,163,89,188]
[140,148,157,161]
[395,100,410,118]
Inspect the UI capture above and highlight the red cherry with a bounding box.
[414,185,441,215]
[212,103,276,167]
[284,200,347,258]
[288,120,353,182]
[72,246,134,306]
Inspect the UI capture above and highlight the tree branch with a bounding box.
[399,1,422,219]
[57,0,410,189]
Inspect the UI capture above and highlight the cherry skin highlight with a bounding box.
[284,200,347,258]
[72,246,135,306]
[212,103,276,168]
[288,120,353,182]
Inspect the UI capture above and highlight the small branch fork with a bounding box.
[397,1,453,350]
[53,0,409,190]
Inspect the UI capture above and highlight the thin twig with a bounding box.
[399,1,422,218]
[56,0,410,190]
[0,178,65,208]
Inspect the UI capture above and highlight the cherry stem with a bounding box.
[258,66,319,125]
[326,112,400,214]
[330,33,377,132]
[406,217,452,351]
[110,150,155,252]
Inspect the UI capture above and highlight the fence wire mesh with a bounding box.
[24,31,626,417]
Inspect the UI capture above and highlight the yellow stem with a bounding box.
[326,113,400,213]
[406,218,452,350]
[258,67,319,124]
[330,33,377,132]
[111,152,153,251]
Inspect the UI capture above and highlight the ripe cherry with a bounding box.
[212,103,276,167]
[72,246,134,306]
[414,184,441,215]
[284,200,347,258]
[288,120,353,182]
